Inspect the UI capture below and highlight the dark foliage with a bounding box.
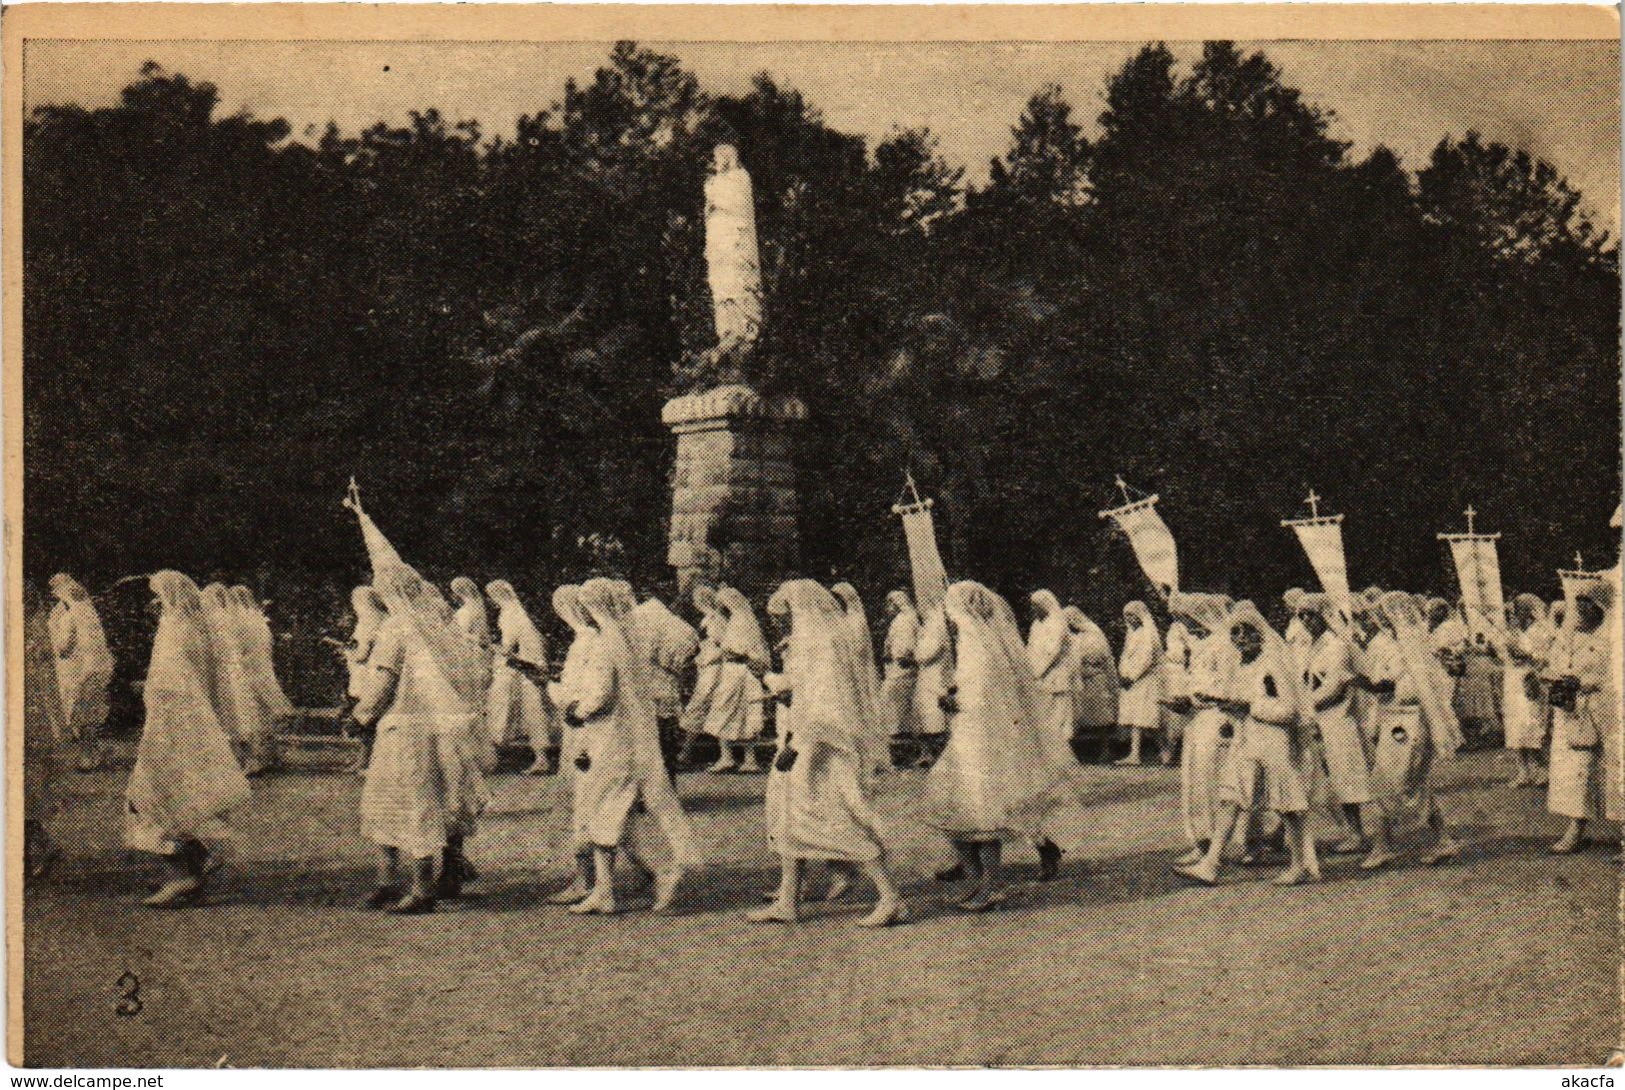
[24,44,1621,644]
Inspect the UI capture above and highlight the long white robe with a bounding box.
[764,582,886,862]
[1502,624,1548,750]
[358,617,480,858]
[880,602,921,737]
[125,578,250,853]
[1307,628,1375,807]
[1181,633,1240,847]
[556,589,695,866]
[681,609,725,736]
[233,597,296,723]
[1072,619,1119,730]
[701,591,767,743]
[912,608,950,737]
[1547,627,1610,821]
[201,593,270,758]
[920,583,1083,845]
[48,595,114,741]
[487,594,558,749]
[552,626,643,850]
[1027,595,1075,749]
[1118,618,1165,731]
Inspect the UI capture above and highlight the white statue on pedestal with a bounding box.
[703,144,763,359]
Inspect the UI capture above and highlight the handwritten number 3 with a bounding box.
[116,972,142,1017]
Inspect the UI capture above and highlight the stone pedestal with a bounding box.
[663,383,807,601]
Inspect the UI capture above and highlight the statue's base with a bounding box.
[663,384,807,602]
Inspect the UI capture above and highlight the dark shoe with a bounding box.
[438,849,476,898]
[934,863,967,882]
[359,886,401,910]
[1037,842,1063,882]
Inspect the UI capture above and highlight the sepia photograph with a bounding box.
[6,2,1622,1070]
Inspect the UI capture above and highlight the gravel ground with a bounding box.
[21,749,1621,1067]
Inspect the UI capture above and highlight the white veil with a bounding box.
[375,563,492,710]
[767,580,867,756]
[486,579,547,667]
[831,582,882,730]
[1379,590,1464,757]
[717,586,769,669]
[1225,599,1309,725]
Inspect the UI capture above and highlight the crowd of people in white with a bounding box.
[23,500,1621,925]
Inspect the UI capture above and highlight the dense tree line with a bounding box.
[24,44,1621,635]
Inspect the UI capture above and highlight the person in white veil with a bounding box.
[340,585,387,769]
[678,585,725,768]
[701,587,769,773]
[1176,601,1319,887]
[125,572,252,907]
[201,583,272,776]
[1028,591,1076,756]
[1297,592,1392,869]
[353,561,492,912]
[548,578,642,915]
[228,585,293,771]
[911,601,952,766]
[832,582,890,777]
[1282,588,1312,674]
[48,573,115,772]
[1168,593,1240,864]
[485,580,560,774]
[1504,593,1552,788]
[450,576,492,650]
[26,583,66,881]
[549,578,692,914]
[1161,617,1195,754]
[879,591,922,742]
[1364,591,1464,865]
[1067,608,1119,756]
[754,580,908,927]
[1544,582,1615,854]
[543,585,601,905]
[920,581,1081,910]
[1118,601,1167,766]
[629,589,701,783]
[615,580,700,891]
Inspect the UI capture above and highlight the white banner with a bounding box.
[1445,535,1506,646]
[1100,497,1178,598]
[899,503,949,617]
[1285,516,1352,628]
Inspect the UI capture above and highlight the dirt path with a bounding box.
[22,751,1620,1067]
